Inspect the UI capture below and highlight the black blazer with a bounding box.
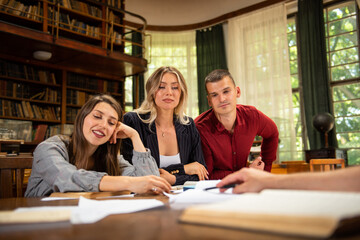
[121,112,206,185]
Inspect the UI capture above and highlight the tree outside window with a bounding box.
[324,0,360,165]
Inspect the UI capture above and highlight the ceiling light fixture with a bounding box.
[33,51,52,61]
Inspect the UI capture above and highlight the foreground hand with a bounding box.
[159,169,176,185]
[110,122,137,144]
[129,175,171,195]
[184,162,209,180]
[249,157,265,170]
[216,168,274,194]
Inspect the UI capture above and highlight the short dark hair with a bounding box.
[205,69,235,92]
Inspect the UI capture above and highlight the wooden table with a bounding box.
[0,139,24,153]
[0,153,33,198]
[0,193,360,240]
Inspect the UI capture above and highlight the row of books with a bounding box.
[66,107,80,122]
[0,80,61,103]
[108,10,122,25]
[0,120,73,142]
[67,72,120,93]
[0,99,61,121]
[0,59,58,84]
[67,89,94,105]
[49,9,101,38]
[0,119,33,142]
[59,0,102,18]
[54,0,123,10]
[106,0,123,9]
[46,124,74,138]
[0,0,43,21]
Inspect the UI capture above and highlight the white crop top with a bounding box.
[159,153,181,168]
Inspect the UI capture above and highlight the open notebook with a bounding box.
[179,189,360,238]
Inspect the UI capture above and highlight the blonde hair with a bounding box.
[134,66,189,127]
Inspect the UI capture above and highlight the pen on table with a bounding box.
[204,184,236,191]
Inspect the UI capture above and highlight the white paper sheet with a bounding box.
[71,197,164,224]
[194,180,221,189]
[13,197,164,224]
[167,189,236,204]
[188,189,360,218]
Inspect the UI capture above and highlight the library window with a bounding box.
[287,16,306,161]
[325,0,360,165]
[124,76,133,112]
[145,32,198,118]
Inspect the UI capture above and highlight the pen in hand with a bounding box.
[204,184,236,191]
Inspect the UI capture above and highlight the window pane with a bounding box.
[331,62,360,81]
[287,16,303,160]
[325,1,359,166]
[333,83,360,101]
[289,46,297,61]
[334,100,360,117]
[292,92,300,108]
[124,77,133,112]
[329,32,358,51]
[335,116,360,132]
[287,32,297,47]
[287,18,296,33]
[327,1,356,21]
[347,149,360,165]
[328,16,356,36]
[336,132,360,148]
[330,47,359,66]
[289,59,298,74]
[290,74,299,88]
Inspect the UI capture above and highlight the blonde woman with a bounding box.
[121,66,208,185]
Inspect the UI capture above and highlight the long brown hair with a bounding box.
[68,94,123,176]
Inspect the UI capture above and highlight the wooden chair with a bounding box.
[0,153,33,198]
[309,158,345,172]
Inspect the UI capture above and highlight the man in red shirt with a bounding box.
[195,69,279,180]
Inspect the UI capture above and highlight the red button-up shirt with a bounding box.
[195,104,279,180]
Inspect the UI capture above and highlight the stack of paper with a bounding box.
[180,189,360,238]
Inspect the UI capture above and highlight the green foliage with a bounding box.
[332,83,360,101]
[334,100,360,117]
[331,63,360,81]
[348,149,360,165]
[335,116,360,132]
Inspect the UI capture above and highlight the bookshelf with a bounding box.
[0,0,127,51]
[0,0,147,150]
[0,0,147,78]
[0,57,124,145]
[66,71,123,123]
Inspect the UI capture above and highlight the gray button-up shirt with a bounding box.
[25,135,159,197]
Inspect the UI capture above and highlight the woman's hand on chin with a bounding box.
[109,122,137,144]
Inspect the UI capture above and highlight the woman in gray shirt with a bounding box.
[25,94,171,197]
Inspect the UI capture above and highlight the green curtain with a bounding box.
[196,24,227,114]
[297,0,338,149]
[132,31,145,108]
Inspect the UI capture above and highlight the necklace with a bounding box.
[155,122,172,138]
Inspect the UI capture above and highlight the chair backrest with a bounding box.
[309,158,345,172]
[0,154,33,198]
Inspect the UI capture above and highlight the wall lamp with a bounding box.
[33,51,52,61]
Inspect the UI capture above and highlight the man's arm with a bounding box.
[256,111,279,172]
[217,167,360,193]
